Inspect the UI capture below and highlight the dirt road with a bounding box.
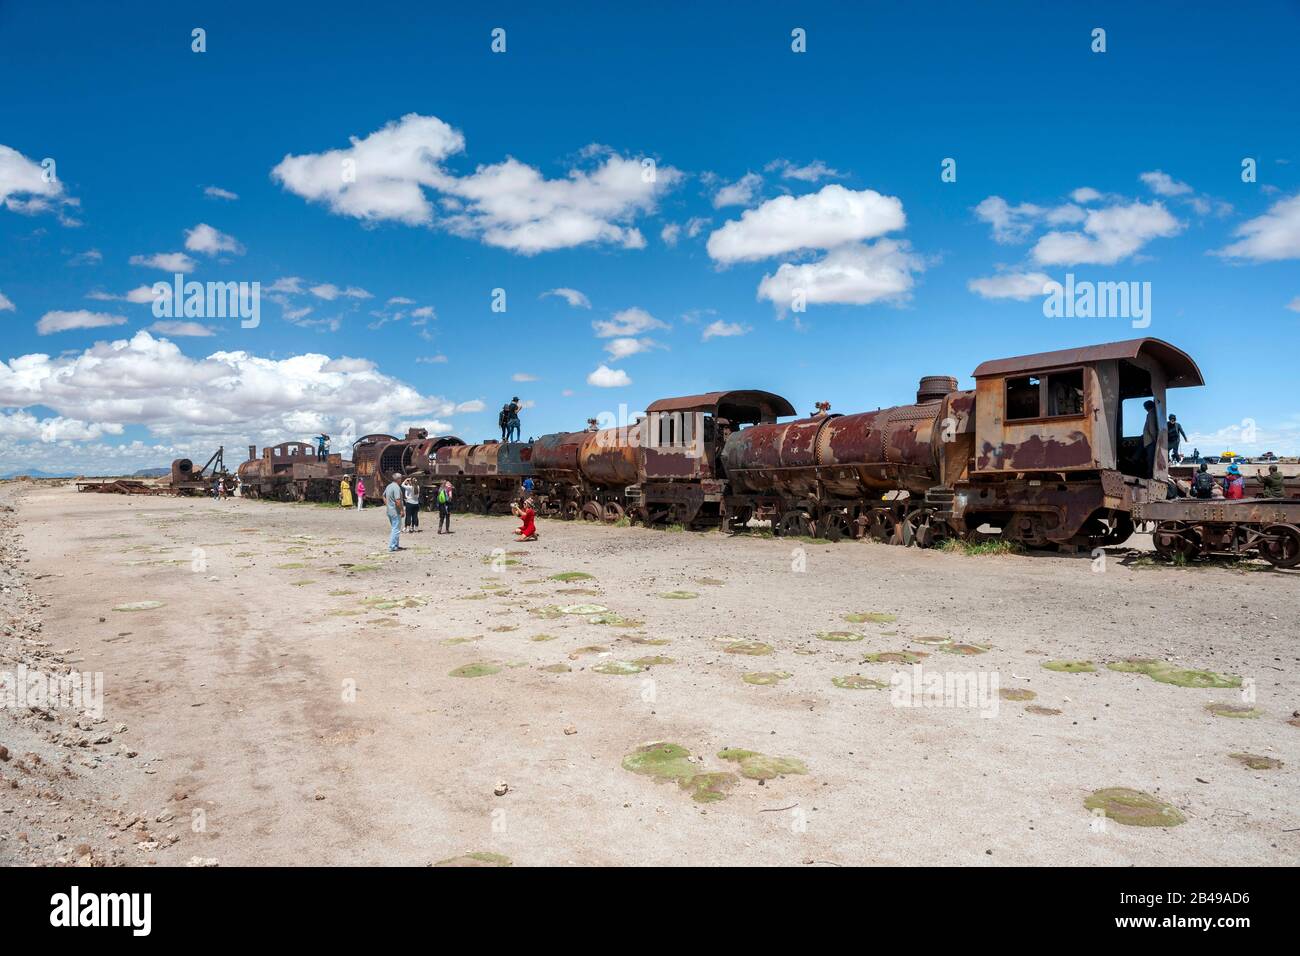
[2,483,1297,866]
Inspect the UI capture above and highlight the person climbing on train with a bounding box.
[1222,462,1246,499]
[512,497,538,542]
[339,475,353,508]
[1191,463,1216,499]
[402,476,421,532]
[1166,415,1188,463]
[383,471,405,552]
[437,479,454,534]
[1257,464,1286,499]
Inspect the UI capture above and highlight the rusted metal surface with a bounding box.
[578,425,639,487]
[76,479,164,495]
[530,431,588,481]
[971,337,1204,388]
[644,390,794,420]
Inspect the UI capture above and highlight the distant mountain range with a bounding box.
[0,467,169,480]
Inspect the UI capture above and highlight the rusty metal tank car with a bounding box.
[433,439,532,513]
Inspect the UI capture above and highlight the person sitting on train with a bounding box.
[1258,464,1286,499]
[1222,462,1246,499]
[1191,464,1216,499]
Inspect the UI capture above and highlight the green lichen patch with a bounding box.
[234,551,257,558]
[696,577,726,586]
[113,601,165,612]
[937,643,991,656]
[489,625,518,633]
[539,663,571,673]
[362,595,429,611]
[622,742,698,782]
[434,851,512,867]
[633,655,674,667]
[832,674,888,690]
[717,748,808,781]
[743,671,792,686]
[724,640,773,656]
[530,605,565,619]
[679,771,737,803]
[844,611,897,624]
[861,650,926,664]
[328,589,357,597]
[1106,658,1241,689]
[593,660,646,675]
[912,635,953,646]
[275,562,309,570]
[1206,702,1262,719]
[561,603,610,615]
[1083,788,1186,828]
[345,564,381,573]
[440,636,482,646]
[620,635,672,646]
[549,572,594,582]
[328,607,365,617]
[449,663,502,678]
[1000,687,1037,701]
[587,613,641,627]
[290,579,316,587]
[456,593,489,601]
[556,588,601,596]
[483,556,521,566]
[1229,752,1282,770]
[1025,705,1061,716]
[658,591,699,600]
[816,631,864,642]
[1042,660,1095,673]
[568,645,610,659]
[529,633,559,642]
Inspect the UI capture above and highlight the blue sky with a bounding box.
[2,0,1298,473]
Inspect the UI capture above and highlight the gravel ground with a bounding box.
[1,482,1297,866]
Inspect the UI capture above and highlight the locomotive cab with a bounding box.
[963,338,1204,547]
[635,390,795,527]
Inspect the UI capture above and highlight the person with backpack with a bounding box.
[1222,462,1246,500]
[506,397,521,442]
[498,403,511,441]
[1166,415,1189,463]
[436,480,454,534]
[1191,464,1216,499]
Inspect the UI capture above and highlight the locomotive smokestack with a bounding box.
[248,444,257,461]
[917,376,958,404]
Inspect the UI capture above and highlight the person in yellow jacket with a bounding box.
[339,475,354,508]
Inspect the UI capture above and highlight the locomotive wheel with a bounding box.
[580,502,603,522]
[817,511,853,543]
[628,506,652,527]
[1260,524,1300,569]
[603,501,625,524]
[863,508,897,543]
[1152,521,1200,562]
[777,510,814,538]
[562,500,581,521]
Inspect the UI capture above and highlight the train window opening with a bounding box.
[1005,376,1041,420]
[1046,369,1084,417]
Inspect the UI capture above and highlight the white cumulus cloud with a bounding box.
[586,365,631,388]
[757,240,923,313]
[968,270,1055,301]
[1213,193,1300,262]
[36,310,128,335]
[707,184,906,264]
[701,320,750,340]
[184,223,244,256]
[1031,201,1182,265]
[130,251,197,273]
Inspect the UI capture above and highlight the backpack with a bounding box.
[438,486,451,504]
[498,406,510,428]
[1192,472,1215,497]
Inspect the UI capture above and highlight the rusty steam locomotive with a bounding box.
[229,338,1300,567]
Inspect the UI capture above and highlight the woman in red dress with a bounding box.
[514,497,538,541]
